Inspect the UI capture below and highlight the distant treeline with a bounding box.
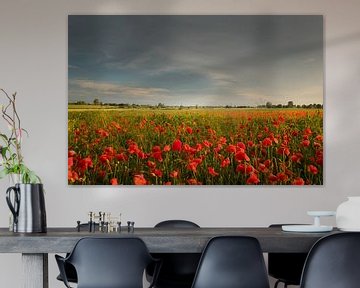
[69,100,323,109]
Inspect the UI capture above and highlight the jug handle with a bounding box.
[6,186,20,224]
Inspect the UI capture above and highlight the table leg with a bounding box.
[22,253,48,288]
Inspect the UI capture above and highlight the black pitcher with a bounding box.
[6,183,47,233]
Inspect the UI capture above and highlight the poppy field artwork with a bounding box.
[68,15,323,185]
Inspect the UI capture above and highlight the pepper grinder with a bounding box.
[77,221,81,232]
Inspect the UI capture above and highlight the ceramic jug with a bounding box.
[6,183,47,233]
[336,196,360,231]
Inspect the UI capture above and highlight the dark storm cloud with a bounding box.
[68,15,323,106]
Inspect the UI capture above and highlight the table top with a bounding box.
[0,227,340,254]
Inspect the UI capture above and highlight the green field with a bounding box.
[68,107,323,185]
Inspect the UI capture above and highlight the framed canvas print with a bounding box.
[68,15,323,185]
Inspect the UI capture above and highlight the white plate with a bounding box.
[282,225,333,232]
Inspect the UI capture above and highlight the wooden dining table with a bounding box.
[0,226,339,288]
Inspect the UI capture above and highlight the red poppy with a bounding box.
[68,157,74,168]
[146,161,156,169]
[134,174,147,185]
[186,127,193,134]
[292,178,305,185]
[258,163,268,173]
[187,161,199,173]
[316,151,323,166]
[137,151,147,159]
[301,140,311,147]
[207,128,216,136]
[154,125,166,134]
[269,133,279,144]
[237,142,246,150]
[152,151,163,162]
[74,128,81,136]
[304,128,313,135]
[163,145,171,152]
[68,150,76,157]
[151,169,163,178]
[99,154,110,164]
[115,153,128,162]
[221,158,230,168]
[111,121,122,131]
[292,130,299,137]
[104,146,115,156]
[187,178,202,185]
[246,173,260,185]
[236,164,254,174]
[128,143,141,154]
[183,144,197,154]
[152,146,161,153]
[208,167,219,176]
[315,135,323,142]
[262,138,272,147]
[308,165,318,175]
[290,153,303,164]
[264,159,271,167]
[227,144,237,153]
[277,145,290,156]
[203,140,213,148]
[235,150,250,162]
[218,137,227,145]
[68,170,79,183]
[78,157,93,172]
[213,144,223,153]
[110,178,118,185]
[170,170,179,178]
[277,172,288,182]
[194,143,203,152]
[96,128,109,138]
[268,174,278,183]
[172,139,182,151]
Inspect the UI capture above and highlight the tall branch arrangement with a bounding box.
[0,88,40,183]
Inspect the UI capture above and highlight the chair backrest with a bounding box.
[66,237,154,288]
[155,219,200,228]
[151,220,201,286]
[268,224,308,285]
[191,236,270,288]
[300,232,360,288]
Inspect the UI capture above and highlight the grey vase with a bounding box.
[6,183,47,233]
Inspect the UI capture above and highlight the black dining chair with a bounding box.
[147,220,201,288]
[191,236,270,288]
[55,237,161,288]
[300,232,360,288]
[56,223,99,284]
[268,224,308,288]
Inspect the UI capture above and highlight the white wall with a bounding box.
[1,0,360,287]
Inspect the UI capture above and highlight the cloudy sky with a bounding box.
[68,15,323,106]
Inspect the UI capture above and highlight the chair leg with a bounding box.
[274,280,289,288]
